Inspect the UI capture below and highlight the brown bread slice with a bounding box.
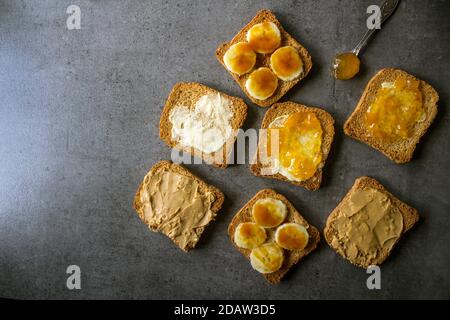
[324,176,419,268]
[250,102,335,190]
[344,68,439,163]
[133,160,225,251]
[228,189,320,284]
[159,82,248,168]
[216,9,312,107]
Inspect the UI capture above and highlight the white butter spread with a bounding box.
[169,93,234,154]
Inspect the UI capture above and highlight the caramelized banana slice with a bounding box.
[252,198,287,228]
[270,46,303,81]
[234,222,267,249]
[223,42,257,75]
[246,22,281,54]
[245,67,278,100]
[250,243,284,274]
[275,223,309,251]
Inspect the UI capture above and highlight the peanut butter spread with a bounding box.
[139,169,215,250]
[329,187,403,266]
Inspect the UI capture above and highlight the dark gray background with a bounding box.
[0,0,449,300]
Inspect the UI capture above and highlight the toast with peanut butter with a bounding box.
[160,82,248,168]
[216,9,312,107]
[344,68,439,163]
[228,189,320,284]
[133,160,224,251]
[250,102,335,191]
[324,176,419,268]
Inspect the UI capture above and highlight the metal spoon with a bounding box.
[333,0,400,80]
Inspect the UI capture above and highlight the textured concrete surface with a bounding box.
[0,0,449,299]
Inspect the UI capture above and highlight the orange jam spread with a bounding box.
[333,52,360,80]
[277,225,308,250]
[364,76,424,142]
[268,112,323,181]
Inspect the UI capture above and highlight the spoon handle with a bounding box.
[352,0,400,56]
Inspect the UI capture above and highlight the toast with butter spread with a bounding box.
[160,82,248,168]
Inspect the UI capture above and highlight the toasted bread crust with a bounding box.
[344,68,439,163]
[324,176,420,268]
[159,82,248,168]
[250,102,335,190]
[216,9,312,107]
[133,160,225,251]
[228,189,320,284]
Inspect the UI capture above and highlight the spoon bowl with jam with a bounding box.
[332,0,399,80]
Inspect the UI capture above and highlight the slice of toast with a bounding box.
[216,9,312,107]
[324,176,419,268]
[159,82,248,168]
[344,68,439,163]
[228,189,320,284]
[133,160,225,251]
[250,102,335,191]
